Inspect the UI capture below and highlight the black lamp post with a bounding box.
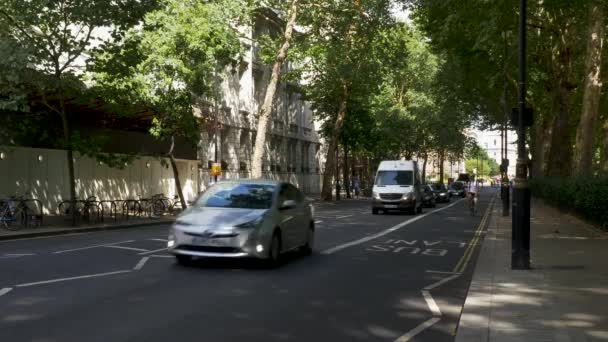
[512,0,531,269]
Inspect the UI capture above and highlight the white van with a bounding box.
[372,160,423,215]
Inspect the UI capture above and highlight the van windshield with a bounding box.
[375,171,414,186]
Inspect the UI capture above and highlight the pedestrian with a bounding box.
[353,178,360,199]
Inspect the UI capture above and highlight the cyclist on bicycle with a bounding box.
[468,179,478,215]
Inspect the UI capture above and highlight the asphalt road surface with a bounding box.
[0,188,496,342]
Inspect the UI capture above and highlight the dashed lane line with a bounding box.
[148,238,168,242]
[395,317,441,342]
[0,287,13,297]
[104,245,150,252]
[53,240,135,254]
[15,270,132,288]
[321,198,465,255]
[133,257,150,270]
[138,247,168,255]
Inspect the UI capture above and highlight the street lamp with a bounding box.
[512,0,531,269]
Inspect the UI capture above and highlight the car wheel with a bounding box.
[175,255,193,266]
[266,232,282,267]
[372,208,379,215]
[301,224,314,256]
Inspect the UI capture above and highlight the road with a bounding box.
[0,188,495,342]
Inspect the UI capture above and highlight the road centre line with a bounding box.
[16,270,132,288]
[53,240,135,254]
[394,317,441,342]
[138,247,168,255]
[133,257,150,270]
[321,198,465,255]
[148,238,168,242]
[104,245,150,252]
[0,287,13,297]
[452,195,496,273]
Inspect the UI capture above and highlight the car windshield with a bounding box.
[195,183,276,209]
[431,184,445,191]
[375,170,413,186]
[451,182,464,190]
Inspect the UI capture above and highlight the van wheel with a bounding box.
[372,208,379,215]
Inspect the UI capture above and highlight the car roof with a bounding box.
[214,179,283,186]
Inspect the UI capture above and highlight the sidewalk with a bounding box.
[456,198,608,342]
[0,214,174,240]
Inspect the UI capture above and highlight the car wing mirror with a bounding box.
[279,200,297,210]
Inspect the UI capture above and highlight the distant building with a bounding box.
[471,129,517,177]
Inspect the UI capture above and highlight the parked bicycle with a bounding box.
[0,192,42,230]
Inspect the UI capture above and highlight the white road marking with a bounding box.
[321,198,464,254]
[104,245,150,252]
[394,317,441,342]
[133,257,150,270]
[424,273,461,291]
[336,214,353,219]
[5,253,36,256]
[314,220,323,224]
[138,247,168,255]
[16,270,132,287]
[422,290,442,316]
[148,238,168,242]
[0,287,13,297]
[53,240,135,254]
[150,255,173,258]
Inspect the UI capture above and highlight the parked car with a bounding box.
[168,180,314,266]
[430,183,451,203]
[449,181,467,197]
[372,160,423,215]
[422,185,437,208]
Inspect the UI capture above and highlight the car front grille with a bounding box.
[178,245,241,254]
[380,193,402,200]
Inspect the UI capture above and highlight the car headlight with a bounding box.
[402,192,413,200]
[234,216,264,229]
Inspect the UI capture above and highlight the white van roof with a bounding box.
[377,160,416,170]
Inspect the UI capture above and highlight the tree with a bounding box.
[91,0,243,209]
[295,0,395,200]
[574,1,604,176]
[250,0,300,179]
[0,0,156,224]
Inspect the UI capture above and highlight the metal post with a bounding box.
[214,62,219,183]
[512,0,531,269]
[502,121,510,216]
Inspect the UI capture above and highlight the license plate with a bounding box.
[384,205,398,209]
[192,237,222,246]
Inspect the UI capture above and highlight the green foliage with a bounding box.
[91,0,244,145]
[531,177,608,230]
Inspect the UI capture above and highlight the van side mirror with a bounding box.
[279,200,297,210]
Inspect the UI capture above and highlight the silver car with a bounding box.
[168,180,315,265]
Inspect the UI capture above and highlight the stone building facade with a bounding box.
[196,10,324,194]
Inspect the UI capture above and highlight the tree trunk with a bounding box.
[168,136,187,210]
[422,153,428,184]
[574,1,604,176]
[250,0,300,178]
[58,97,77,226]
[439,149,445,184]
[321,85,349,201]
[547,41,575,178]
[602,118,608,173]
[344,144,351,199]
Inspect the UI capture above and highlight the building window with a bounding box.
[494,139,497,146]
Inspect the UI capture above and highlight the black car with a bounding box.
[449,181,466,197]
[422,185,437,208]
[430,183,451,203]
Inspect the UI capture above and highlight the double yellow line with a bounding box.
[452,194,496,274]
